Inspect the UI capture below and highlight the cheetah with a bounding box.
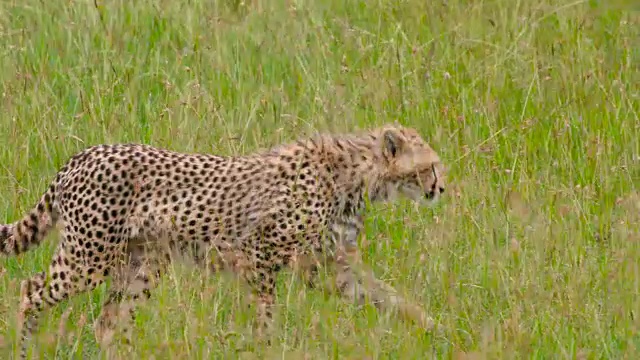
[0,123,446,357]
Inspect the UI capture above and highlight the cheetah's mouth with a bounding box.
[397,184,427,203]
[395,183,443,207]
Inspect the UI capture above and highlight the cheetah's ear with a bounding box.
[382,129,405,159]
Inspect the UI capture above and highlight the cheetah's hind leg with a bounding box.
[94,239,167,350]
[17,242,108,359]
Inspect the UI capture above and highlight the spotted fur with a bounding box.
[0,123,446,357]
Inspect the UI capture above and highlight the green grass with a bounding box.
[0,0,639,358]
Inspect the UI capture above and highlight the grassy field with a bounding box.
[0,0,639,358]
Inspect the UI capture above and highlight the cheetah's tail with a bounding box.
[0,184,58,256]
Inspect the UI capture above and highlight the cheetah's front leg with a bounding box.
[313,216,434,329]
[331,245,434,329]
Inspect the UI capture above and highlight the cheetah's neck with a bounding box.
[312,131,390,207]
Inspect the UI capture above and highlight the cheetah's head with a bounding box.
[375,124,446,205]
